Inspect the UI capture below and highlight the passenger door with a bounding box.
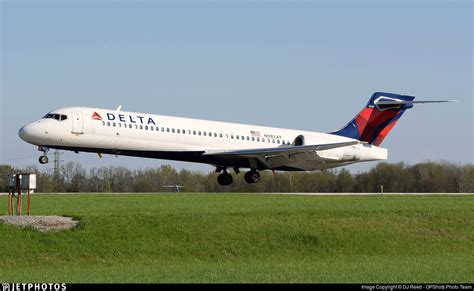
[71,111,84,134]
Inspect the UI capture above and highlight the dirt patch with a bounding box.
[0,216,79,232]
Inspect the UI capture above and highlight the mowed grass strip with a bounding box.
[0,194,473,283]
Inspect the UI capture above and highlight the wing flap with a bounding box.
[203,141,364,160]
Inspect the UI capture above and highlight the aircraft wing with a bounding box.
[203,141,363,169]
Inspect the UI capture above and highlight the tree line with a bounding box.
[0,161,473,193]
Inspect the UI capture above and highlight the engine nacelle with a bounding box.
[291,134,362,162]
[341,146,361,161]
[292,135,305,146]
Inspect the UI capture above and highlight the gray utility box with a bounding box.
[8,174,37,190]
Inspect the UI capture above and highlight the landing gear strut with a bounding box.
[244,170,260,184]
[38,146,49,164]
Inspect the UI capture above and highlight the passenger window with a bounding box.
[113,122,116,127]
[198,131,201,136]
[203,132,207,136]
[252,137,255,141]
[172,128,175,133]
[219,133,223,138]
[183,129,186,134]
[140,125,143,130]
[167,128,170,132]
[272,139,275,143]
[151,126,154,131]
[257,137,260,142]
[193,131,196,135]
[145,126,148,130]
[177,129,180,133]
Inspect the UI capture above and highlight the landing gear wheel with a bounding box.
[39,155,49,164]
[244,171,260,184]
[217,173,233,186]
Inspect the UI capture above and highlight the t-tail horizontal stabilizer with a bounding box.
[330,92,458,146]
[374,96,458,111]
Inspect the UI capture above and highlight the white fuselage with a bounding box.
[19,107,387,171]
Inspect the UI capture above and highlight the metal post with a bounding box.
[27,175,31,216]
[16,175,21,215]
[7,188,12,215]
[10,191,13,215]
[17,175,21,215]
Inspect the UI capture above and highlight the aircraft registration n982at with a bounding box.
[18,92,455,186]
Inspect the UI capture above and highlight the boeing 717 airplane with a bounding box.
[19,92,454,186]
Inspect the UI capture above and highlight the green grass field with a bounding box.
[0,193,473,283]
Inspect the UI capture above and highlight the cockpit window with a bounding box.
[43,113,68,121]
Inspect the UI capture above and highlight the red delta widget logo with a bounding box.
[91,112,102,120]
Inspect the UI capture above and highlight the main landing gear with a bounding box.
[216,167,261,186]
[244,170,260,184]
[217,171,233,186]
[38,146,49,164]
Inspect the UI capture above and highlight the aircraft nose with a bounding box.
[19,124,30,141]
[18,123,37,143]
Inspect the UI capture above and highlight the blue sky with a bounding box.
[1,0,472,174]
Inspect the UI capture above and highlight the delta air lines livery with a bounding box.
[19,92,454,186]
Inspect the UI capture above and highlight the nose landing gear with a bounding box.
[39,155,49,164]
[38,146,49,164]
